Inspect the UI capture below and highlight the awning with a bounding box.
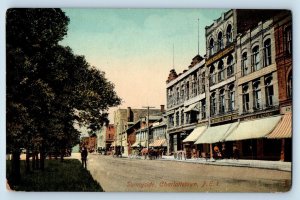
[225,116,282,141]
[195,122,239,144]
[149,139,167,147]
[184,103,199,112]
[183,126,207,143]
[267,113,292,139]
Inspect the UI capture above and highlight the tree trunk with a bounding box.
[11,151,21,184]
[25,148,30,173]
[35,152,39,170]
[60,148,64,162]
[32,151,36,170]
[40,145,45,170]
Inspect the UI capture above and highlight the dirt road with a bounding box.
[74,153,291,192]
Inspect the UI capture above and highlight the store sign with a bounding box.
[206,45,235,66]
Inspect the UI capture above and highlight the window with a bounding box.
[265,76,274,107]
[201,72,206,93]
[201,99,206,119]
[287,72,292,98]
[285,26,292,54]
[264,39,272,66]
[218,60,225,82]
[209,65,216,85]
[242,52,249,76]
[252,46,261,71]
[218,32,223,51]
[181,110,184,125]
[209,38,215,56]
[210,92,216,116]
[226,24,233,44]
[169,115,174,127]
[219,89,225,114]
[181,84,185,100]
[186,82,190,100]
[227,55,234,77]
[176,87,180,104]
[192,74,197,97]
[185,112,190,124]
[242,84,250,112]
[229,84,235,112]
[253,81,261,110]
[176,112,179,126]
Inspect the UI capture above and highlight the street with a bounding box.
[72,153,291,192]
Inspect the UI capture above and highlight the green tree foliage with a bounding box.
[6,8,121,182]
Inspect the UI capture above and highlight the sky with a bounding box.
[60,8,229,123]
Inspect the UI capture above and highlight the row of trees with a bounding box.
[6,9,121,184]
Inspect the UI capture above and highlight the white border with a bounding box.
[1,1,299,200]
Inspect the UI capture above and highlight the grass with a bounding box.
[7,159,104,191]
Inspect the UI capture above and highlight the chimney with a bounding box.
[160,105,165,113]
[127,107,131,122]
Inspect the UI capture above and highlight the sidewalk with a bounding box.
[161,156,292,172]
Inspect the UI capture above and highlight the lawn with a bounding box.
[7,159,104,191]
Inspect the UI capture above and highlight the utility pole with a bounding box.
[142,106,155,150]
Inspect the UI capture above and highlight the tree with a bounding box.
[6,8,121,185]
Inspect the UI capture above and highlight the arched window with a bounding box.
[242,52,249,76]
[252,45,261,71]
[242,84,250,112]
[229,84,235,112]
[264,39,272,66]
[218,31,223,50]
[253,80,261,110]
[265,76,274,106]
[287,72,292,98]
[209,65,216,85]
[209,38,215,56]
[218,60,225,82]
[226,24,233,44]
[210,92,216,116]
[219,89,225,113]
[227,55,234,77]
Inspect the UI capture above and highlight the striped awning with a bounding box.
[225,116,281,141]
[183,126,207,143]
[149,139,167,147]
[267,113,292,139]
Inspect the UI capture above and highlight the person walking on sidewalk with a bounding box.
[81,147,88,169]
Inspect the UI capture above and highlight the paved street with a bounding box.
[71,153,291,192]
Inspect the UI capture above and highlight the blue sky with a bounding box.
[60,8,228,122]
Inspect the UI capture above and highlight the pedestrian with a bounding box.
[233,145,240,160]
[81,147,88,168]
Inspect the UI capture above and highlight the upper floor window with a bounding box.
[218,31,224,51]
[176,87,180,103]
[201,99,206,119]
[242,84,250,113]
[175,112,179,126]
[219,89,225,114]
[186,81,190,100]
[252,45,261,71]
[201,72,206,93]
[226,24,233,44]
[209,38,215,56]
[181,110,184,125]
[192,74,197,97]
[218,60,225,82]
[253,80,261,110]
[229,84,235,112]
[264,39,272,67]
[210,92,216,116]
[285,26,292,54]
[287,72,292,98]
[227,55,234,77]
[209,65,216,86]
[265,76,274,107]
[242,52,249,76]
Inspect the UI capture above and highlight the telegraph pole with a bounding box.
[142,106,155,150]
